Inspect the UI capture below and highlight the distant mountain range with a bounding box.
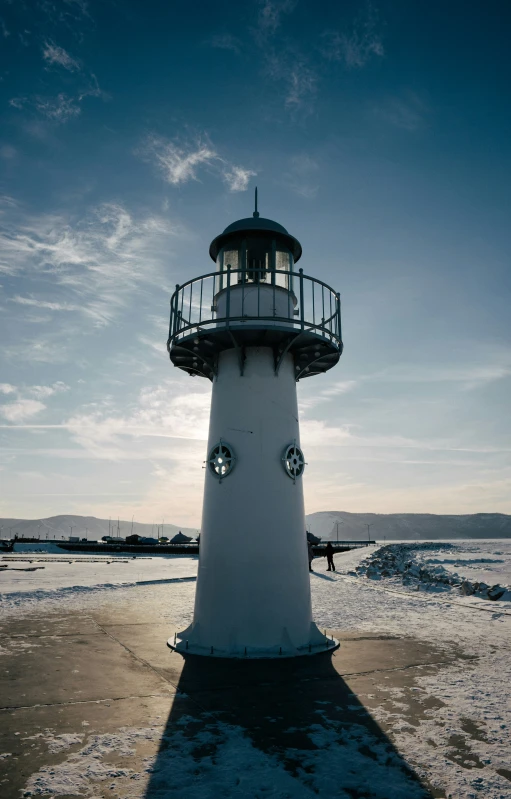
[0,515,197,541]
[306,511,511,541]
[1,512,510,542]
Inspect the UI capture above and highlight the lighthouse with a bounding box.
[167,192,343,658]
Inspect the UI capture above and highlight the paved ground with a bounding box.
[0,605,468,798]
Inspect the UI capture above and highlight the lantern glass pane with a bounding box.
[275,249,292,289]
[221,249,239,271]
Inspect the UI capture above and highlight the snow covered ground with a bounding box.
[1,540,511,798]
[309,542,511,798]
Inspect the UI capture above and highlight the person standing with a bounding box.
[325,541,335,572]
[307,540,315,572]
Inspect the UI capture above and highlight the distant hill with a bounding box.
[1,511,510,542]
[0,515,197,541]
[306,511,511,541]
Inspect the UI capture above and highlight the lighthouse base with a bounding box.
[167,631,339,660]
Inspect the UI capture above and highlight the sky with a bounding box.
[0,0,510,526]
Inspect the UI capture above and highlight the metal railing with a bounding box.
[168,267,342,348]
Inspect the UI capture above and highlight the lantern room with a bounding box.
[209,193,302,292]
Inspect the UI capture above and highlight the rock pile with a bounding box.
[354,543,511,602]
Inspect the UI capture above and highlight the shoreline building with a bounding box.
[167,194,343,658]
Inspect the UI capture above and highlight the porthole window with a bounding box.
[208,441,236,480]
[282,443,305,480]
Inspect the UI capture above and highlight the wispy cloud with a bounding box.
[264,52,317,112]
[42,42,80,71]
[321,380,359,397]
[41,0,91,28]
[10,56,104,126]
[9,87,103,125]
[253,3,384,113]
[255,0,297,41]
[0,201,180,330]
[143,136,218,185]
[209,33,242,54]
[0,382,69,423]
[140,135,256,192]
[301,362,510,411]
[375,363,511,390]
[10,296,81,312]
[373,93,428,132]
[0,399,46,423]
[29,382,70,399]
[0,194,18,209]
[300,419,421,450]
[65,382,211,460]
[35,93,81,123]
[320,4,384,69]
[222,165,257,192]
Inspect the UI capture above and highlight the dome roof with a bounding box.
[222,216,290,236]
[209,215,302,262]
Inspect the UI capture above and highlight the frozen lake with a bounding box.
[0,545,197,594]
[423,540,511,585]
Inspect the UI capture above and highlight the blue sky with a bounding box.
[1,0,510,525]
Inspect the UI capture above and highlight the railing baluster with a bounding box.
[241,261,245,318]
[321,285,325,337]
[189,282,193,324]
[169,286,177,341]
[172,284,180,338]
[199,279,203,324]
[299,268,304,330]
[226,266,231,329]
[312,281,315,328]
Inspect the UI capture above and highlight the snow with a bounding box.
[24,716,429,799]
[2,540,510,798]
[308,541,511,798]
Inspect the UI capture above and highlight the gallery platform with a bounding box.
[0,602,467,798]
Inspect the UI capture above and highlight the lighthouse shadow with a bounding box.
[144,651,436,798]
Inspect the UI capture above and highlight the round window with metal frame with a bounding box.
[208,440,236,481]
[282,442,305,481]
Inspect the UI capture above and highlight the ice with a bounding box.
[0,548,197,595]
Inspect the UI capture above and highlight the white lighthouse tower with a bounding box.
[167,192,343,658]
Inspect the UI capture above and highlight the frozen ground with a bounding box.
[1,541,511,798]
